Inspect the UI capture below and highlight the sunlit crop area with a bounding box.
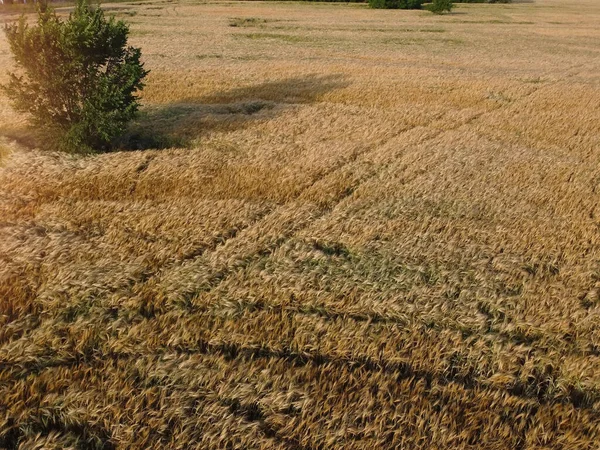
[1,0,600,448]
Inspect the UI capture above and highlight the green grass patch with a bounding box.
[229,17,270,27]
[237,32,313,43]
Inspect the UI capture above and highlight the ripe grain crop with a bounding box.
[1,0,600,448]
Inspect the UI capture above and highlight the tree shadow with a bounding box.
[189,73,349,105]
[116,100,276,151]
[116,73,349,151]
[0,127,38,150]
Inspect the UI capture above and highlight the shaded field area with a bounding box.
[1,0,600,448]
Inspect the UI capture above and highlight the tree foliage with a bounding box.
[368,0,424,8]
[3,0,148,153]
[426,0,453,13]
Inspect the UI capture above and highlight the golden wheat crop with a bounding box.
[1,0,600,448]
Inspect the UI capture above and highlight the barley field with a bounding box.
[1,0,600,448]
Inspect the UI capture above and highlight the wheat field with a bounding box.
[1,0,600,448]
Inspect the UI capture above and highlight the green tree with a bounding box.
[369,0,424,8]
[427,0,453,13]
[3,0,148,153]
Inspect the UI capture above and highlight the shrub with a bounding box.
[3,0,148,153]
[368,0,424,9]
[426,0,453,13]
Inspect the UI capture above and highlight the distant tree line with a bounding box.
[452,0,512,3]
[1,0,39,4]
[0,0,70,4]
[370,0,510,9]
[246,0,511,5]
[274,0,511,4]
